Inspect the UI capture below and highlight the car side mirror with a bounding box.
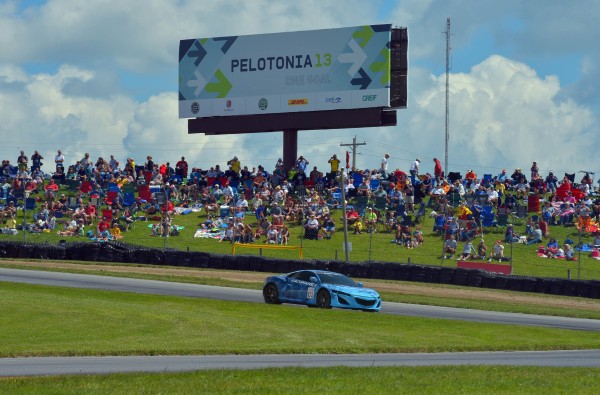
[357,282,364,287]
[309,276,318,284]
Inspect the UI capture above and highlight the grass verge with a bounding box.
[2,366,600,394]
[3,282,600,358]
[3,260,600,319]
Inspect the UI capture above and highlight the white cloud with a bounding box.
[0,0,598,179]
[410,55,595,176]
[0,64,136,167]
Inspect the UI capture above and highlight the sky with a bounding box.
[0,0,598,180]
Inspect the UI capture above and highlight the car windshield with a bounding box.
[317,273,357,287]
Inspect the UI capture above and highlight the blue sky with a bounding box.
[1,0,598,180]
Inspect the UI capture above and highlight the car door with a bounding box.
[283,271,315,303]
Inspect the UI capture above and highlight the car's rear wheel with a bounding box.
[263,283,281,304]
[316,290,331,309]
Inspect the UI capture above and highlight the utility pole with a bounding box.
[444,17,452,177]
[340,136,366,171]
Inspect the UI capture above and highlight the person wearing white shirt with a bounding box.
[54,150,65,173]
[410,158,420,177]
[380,153,390,178]
[235,196,248,213]
[486,188,499,206]
[222,184,234,202]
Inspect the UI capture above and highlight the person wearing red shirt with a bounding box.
[345,207,360,225]
[97,216,110,234]
[45,179,59,192]
[84,202,96,224]
[175,157,188,179]
[433,158,443,184]
[465,169,477,182]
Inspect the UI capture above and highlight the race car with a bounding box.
[262,270,381,312]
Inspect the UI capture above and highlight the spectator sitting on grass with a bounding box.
[110,223,123,239]
[279,225,290,245]
[505,224,520,243]
[321,213,336,239]
[545,238,559,257]
[457,239,475,260]
[364,207,378,231]
[346,207,360,226]
[475,239,487,260]
[564,244,575,261]
[443,235,457,259]
[489,240,505,261]
[353,219,364,234]
[526,224,543,245]
[265,224,279,244]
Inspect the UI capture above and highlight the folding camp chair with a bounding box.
[414,202,426,224]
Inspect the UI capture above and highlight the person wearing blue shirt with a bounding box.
[497,169,508,183]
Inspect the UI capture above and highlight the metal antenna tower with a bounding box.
[444,17,451,176]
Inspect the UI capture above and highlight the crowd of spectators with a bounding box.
[1,150,600,260]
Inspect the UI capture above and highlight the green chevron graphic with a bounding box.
[370,47,390,85]
[352,25,374,48]
[205,69,232,98]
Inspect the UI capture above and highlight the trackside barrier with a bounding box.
[231,242,303,258]
[457,260,512,275]
[0,240,599,299]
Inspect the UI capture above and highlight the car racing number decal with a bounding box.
[307,287,315,299]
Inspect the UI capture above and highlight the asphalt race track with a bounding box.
[2,267,600,375]
[3,350,600,377]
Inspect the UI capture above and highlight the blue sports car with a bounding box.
[263,270,381,312]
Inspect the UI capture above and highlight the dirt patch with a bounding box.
[3,259,600,311]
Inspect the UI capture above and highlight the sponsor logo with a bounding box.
[288,98,308,106]
[362,94,377,101]
[191,102,200,114]
[258,98,268,110]
[223,99,234,112]
[325,97,342,104]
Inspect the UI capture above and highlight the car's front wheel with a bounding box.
[316,290,331,309]
[263,283,281,304]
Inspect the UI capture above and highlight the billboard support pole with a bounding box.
[282,129,298,172]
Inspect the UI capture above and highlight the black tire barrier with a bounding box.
[423,266,442,283]
[409,265,429,283]
[479,272,497,289]
[493,275,510,290]
[370,262,387,279]
[439,267,456,284]
[382,262,398,280]
[393,264,413,281]
[466,270,485,288]
[452,268,470,286]
[18,244,35,259]
[590,281,600,299]
[47,245,67,260]
[353,263,371,279]
[1,240,600,299]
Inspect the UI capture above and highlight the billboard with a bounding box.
[179,24,395,119]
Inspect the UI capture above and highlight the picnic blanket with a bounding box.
[194,228,225,239]
[147,224,185,230]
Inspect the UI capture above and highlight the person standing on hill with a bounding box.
[176,156,189,179]
[410,158,420,178]
[433,158,443,185]
[327,154,340,181]
[380,153,390,178]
